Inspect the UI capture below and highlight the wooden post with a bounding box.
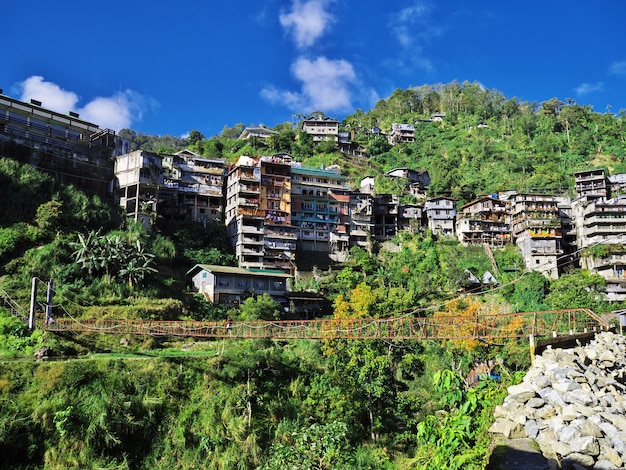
[529,334,535,365]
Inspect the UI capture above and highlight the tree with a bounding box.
[545,270,607,312]
[239,294,281,321]
[508,271,549,312]
[187,129,205,146]
[35,200,63,232]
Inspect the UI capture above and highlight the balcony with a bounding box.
[242,237,264,245]
[241,225,264,234]
[584,225,626,237]
[237,184,260,194]
[265,228,297,239]
[241,248,263,256]
[238,197,259,207]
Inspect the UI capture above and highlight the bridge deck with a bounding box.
[41,309,609,341]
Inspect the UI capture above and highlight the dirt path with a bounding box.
[487,437,552,470]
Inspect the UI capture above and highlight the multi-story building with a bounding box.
[225,155,296,274]
[509,193,563,279]
[0,91,128,196]
[425,197,456,236]
[114,150,164,229]
[301,114,339,143]
[373,194,399,241]
[260,154,296,273]
[173,150,226,224]
[225,156,265,269]
[337,131,367,157]
[114,149,227,229]
[387,123,415,145]
[290,165,350,251]
[328,189,351,255]
[398,204,424,233]
[349,192,375,249]
[571,194,626,301]
[384,168,431,197]
[574,168,607,200]
[456,196,510,246]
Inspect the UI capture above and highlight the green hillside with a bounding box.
[0,82,624,469]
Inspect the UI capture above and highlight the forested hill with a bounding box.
[120,81,626,203]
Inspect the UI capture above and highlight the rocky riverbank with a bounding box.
[489,331,626,469]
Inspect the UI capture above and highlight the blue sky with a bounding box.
[2,1,625,138]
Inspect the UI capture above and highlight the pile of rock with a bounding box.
[489,332,626,469]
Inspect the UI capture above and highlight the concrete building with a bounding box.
[574,168,607,200]
[425,197,456,236]
[387,123,415,145]
[114,150,164,229]
[509,193,563,279]
[456,196,510,246]
[301,114,339,143]
[398,203,424,233]
[349,192,375,249]
[225,155,296,274]
[373,194,399,241]
[571,194,626,301]
[290,165,351,251]
[0,91,128,196]
[114,149,226,229]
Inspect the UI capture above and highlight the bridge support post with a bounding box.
[45,279,54,325]
[28,277,37,330]
[529,334,535,365]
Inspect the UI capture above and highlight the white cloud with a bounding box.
[386,2,442,72]
[279,0,335,49]
[609,61,626,76]
[575,82,604,95]
[261,56,357,113]
[16,76,157,130]
[18,76,79,113]
[80,95,133,130]
[392,3,430,47]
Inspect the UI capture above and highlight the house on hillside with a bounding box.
[387,123,415,145]
[384,168,431,196]
[238,126,278,140]
[301,114,339,143]
[456,196,510,246]
[424,196,456,236]
[187,264,291,305]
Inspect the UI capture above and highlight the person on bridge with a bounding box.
[226,317,233,335]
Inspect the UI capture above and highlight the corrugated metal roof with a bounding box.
[186,264,291,278]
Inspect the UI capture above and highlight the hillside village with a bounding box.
[2,90,626,306]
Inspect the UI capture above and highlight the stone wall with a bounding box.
[489,332,626,469]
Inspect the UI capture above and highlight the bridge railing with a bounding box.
[41,309,609,341]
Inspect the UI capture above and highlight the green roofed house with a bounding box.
[187,264,291,305]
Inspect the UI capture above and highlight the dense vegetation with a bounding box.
[1,81,625,469]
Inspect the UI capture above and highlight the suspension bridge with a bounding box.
[38,309,609,342]
[1,287,611,342]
